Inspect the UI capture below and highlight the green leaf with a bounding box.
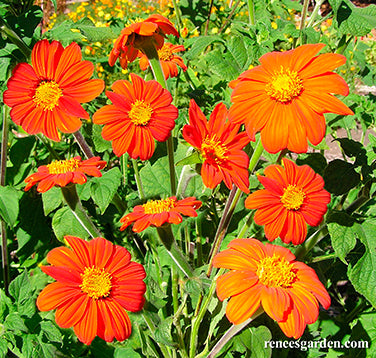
[296,153,327,176]
[154,316,177,347]
[185,35,224,60]
[140,157,171,198]
[114,347,142,358]
[40,321,63,344]
[4,312,28,333]
[52,207,90,242]
[0,186,19,227]
[0,57,11,81]
[92,124,112,153]
[50,0,57,9]
[350,311,375,356]
[323,159,360,195]
[0,337,7,358]
[42,186,62,215]
[0,289,13,319]
[74,23,117,42]
[227,35,248,70]
[44,21,85,46]
[348,219,376,307]
[90,167,121,213]
[205,48,242,81]
[175,151,202,166]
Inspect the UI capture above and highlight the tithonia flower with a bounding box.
[139,42,187,79]
[213,238,331,339]
[24,156,106,193]
[92,73,178,160]
[120,196,202,232]
[245,158,330,245]
[229,43,354,154]
[109,14,179,69]
[3,39,104,141]
[182,100,250,193]
[37,236,146,345]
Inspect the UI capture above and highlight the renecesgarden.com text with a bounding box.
[264,339,369,351]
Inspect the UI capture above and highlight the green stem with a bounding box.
[247,0,255,25]
[205,0,215,35]
[306,0,325,28]
[248,138,264,172]
[171,0,182,33]
[1,106,10,294]
[218,0,242,34]
[297,0,310,46]
[237,211,254,238]
[311,253,337,263]
[132,158,145,200]
[295,224,327,261]
[156,225,195,278]
[167,136,177,195]
[0,17,31,58]
[36,135,60,160]
[61,185,102,238]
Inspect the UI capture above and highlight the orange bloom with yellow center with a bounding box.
[37,236,146,345]
[120,196,202,232]
[3,40,104,141]
[139,42,187,79]
[24,156,106,193]
[245,158,331,245]
[229,43,354,154]
[213,238,331,339]
[182,100,250,193]
[109,14,179,69]
[93,73,178,160]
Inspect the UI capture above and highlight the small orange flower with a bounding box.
[229,44,354,154]
[93,73,178,160]
[182,100,250,193]
[120,196,202,232]
[24,156,106,193]
[3,40,104,141]
[213,238,331,339]
[245,158,330,245]
[109,14,179,69]
[37,236,146,345]
[139,42,187,79]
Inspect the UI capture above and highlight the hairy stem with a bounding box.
[132,158,146,200]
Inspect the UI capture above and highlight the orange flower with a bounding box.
[109,14,179,69]
[24,156,106,193]
[139,42,187,79]
[229,44,354,154]
[37,236,146,345]
[245,158,330,245]
[3,40,104,141]
[120,196,202,232]
[182,100,250,193]
[213,238,331,339]
[92,73,178,160]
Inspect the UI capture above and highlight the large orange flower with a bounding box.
[109,14,179,69]
[229,43,354,154]
[245,158,330,245]
[92,73,178,160]
[182,100,250,193]
[37,236,146,345]
[24,156,106,193]
[3,40,104,141]
[120,196,201,232]
[213,238,331,339]
[139,42,187,79]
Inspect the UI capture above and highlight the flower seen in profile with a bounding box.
[3,39,104,141]
[213,238,331,339]
[245,158,331,245]
[120,196,202,232]
[24,156,106,193]
[109,14,179,69]
[37,236,146,345]
[229,43,354,154]
[92,73,178,160]
[182,100,250,193]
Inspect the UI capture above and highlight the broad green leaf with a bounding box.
[296,153,327,176]
[349,311,376,356]
[175,151,202,166]
[205,48,242,81]
[44,21,85,45]
[154,316,177,348]
[90,167,121,213]
[140,157,170,198]
[22,334,38,358]
[4,312,28,333]
[52,207,90,242]
[74,23,117,42]
[114,347,142,358]
[0,289,13,319]
[0,57,11,81]
[8,270,35,318]
[348,219,376,307]
[185,35,224,60]
[0,186,20,227]
[40,321,63,344]
[92,124,112,153]
[36,336,56,358]
[42,186,63,215]
[0,338,7,358]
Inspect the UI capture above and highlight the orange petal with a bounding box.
[216,270,258,301]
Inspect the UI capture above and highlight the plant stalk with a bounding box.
[132,158,146,200]
[0,17,31,58]
[247,0,255,25]
[73,131,94,159]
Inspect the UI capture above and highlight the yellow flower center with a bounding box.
[33,80,63,111]
[47,158,80,174]
[158,45,174,61]
[128,100,153,126]
[143,198,176,214]
[265,67,303,103]
[281,185,306,210]
[256,255,297,288]
[80,266,112,299]
[201,135,228,165]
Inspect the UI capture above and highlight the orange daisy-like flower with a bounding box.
[3,40,104,141]
[109,14,179,69]
[120,196,202,232]
[182,100,250,193]
[93,73,178,160]
[24,156,106,193]
[213,238,331,339]
[37,236,146,345]
[245,158,330,245]
[139,42,187,79]
[229,43,354,154]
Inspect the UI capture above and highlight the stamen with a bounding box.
[47,158,80,174]
[80,266,112,299]
[143,198,176,214]
[201,135,228,165]
[158,45,174,61]
[128,100,153,126]
[33,81,63,111]
[281,185,305,210]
